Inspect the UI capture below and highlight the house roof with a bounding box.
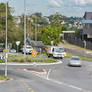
[29,41,45,47]
[62,31,75,33]
[83,12,92,19]
[26,37,45,47]
[82,20,92,24]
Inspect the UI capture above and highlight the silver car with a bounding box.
[69,56,82,67]
[10,49,16,53]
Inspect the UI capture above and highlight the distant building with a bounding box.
[82,12,92,38]
[26,37,45,52]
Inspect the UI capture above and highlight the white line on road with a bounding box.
[48,79,85,91]
[27,69,90,92]
[46,69,51,80]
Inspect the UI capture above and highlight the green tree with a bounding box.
[48,12,63,27]
[0,3,24,49]
[40,25,62,45]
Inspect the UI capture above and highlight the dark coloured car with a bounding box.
[0,47,4,52]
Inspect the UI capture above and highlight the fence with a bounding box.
[64,34,92,50]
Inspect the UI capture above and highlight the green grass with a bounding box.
[59,41,92,53]
[0,59,5,63]
[0,76,9,80]
[8,54,57,63]
[65,52,92,61]
[65,53,75,58]
[80,57,92,61]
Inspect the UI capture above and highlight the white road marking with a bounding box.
[68,85,82,90]
[48,79,84,91]
[47,69,51,80]
[26,69,90,92]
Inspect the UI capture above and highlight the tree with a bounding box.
[48,12,63,27]
[39,25,62,45]
[0,3,24,49]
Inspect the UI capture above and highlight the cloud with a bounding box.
[50,0,63,7]
[75,0,92,5]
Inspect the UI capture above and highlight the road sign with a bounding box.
[51,41,54,46]
[32,50,38,57]
[4,49,8,53]
[16,41,20,46]
[16,41,20,53]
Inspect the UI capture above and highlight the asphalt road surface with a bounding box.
[0,58,92,92]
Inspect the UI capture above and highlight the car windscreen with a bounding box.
[54,48,64,53]
[26,47,32,49]
[71,57,80,60]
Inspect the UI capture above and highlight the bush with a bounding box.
[0,59,5,63]
[8,54,57,63]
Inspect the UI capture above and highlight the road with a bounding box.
[0,59,92,92]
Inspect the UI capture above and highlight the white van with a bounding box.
[46,46,66,59]
[22,45,33,54]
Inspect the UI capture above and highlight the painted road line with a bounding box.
[28,70,90,92]
[49,79,92,92]
[20,80,34,92]
[47,69,51,80]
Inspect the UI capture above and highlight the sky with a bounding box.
[0,0,92,17]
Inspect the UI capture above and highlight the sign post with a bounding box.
[16,41,20,53]
[4,49,9,76]
[51,41,54,46]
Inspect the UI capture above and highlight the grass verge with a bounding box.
[0,76,9,80]
[8,54,57,63]
[65,52,92,61]
[59,41,92,53]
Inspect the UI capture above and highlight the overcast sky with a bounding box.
[0,0,92,17]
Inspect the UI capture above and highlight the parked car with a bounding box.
[22,45,33,54]
[0,47,4,52]
[10,49,16,53]
[68,56,82,67]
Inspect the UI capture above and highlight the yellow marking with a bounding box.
[20,80,35,92]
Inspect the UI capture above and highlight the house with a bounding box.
[82,12,92,38]
[26,37,45,52]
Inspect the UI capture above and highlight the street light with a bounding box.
[35,17,37,41]
[24,0,27,56]
[5,1,8,76]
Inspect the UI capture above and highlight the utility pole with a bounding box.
[5,1,8,76]
[35,17,37,41]
[24,0,27,56]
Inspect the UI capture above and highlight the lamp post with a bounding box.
[5,1,8,76]
[24,0,27,56]
[35,17,37,41]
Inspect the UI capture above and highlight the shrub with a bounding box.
[8,54,57,63]
[0,59,5,63]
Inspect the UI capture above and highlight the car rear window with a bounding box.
[71,57,80,60]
